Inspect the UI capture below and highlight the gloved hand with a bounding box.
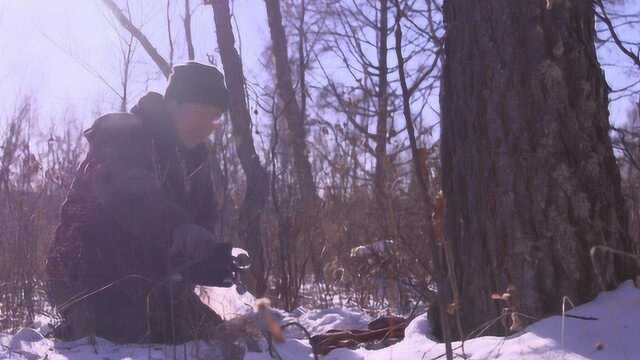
[169,224,234,287]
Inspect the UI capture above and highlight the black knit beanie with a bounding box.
[164,62,229,112]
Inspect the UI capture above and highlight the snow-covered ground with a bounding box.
[2,281,639,359]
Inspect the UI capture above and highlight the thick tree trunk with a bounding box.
[211,0,269,297]
[440,0,632,336]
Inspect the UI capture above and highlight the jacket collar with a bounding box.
[130,92,181,147]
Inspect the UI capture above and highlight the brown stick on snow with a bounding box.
[102,0,172,78]
[309,319,408,355]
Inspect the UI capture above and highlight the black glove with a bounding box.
[169,224,234,287]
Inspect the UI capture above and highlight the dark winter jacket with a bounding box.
[46,92,232,343]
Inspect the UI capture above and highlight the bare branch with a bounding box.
[102,0,172,78]
[184,0,196,60]
[595,0,640,69]
[166,0,175,67]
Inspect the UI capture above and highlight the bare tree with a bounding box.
[0,99,86,330]
[374,0,393,238]
[393,1,453,356]
[210,0,271,297]
[594,0,640,101]
[265,0,325,287]
[595,0,640,69]
[43,4,138,113]
[315,0,441,239]
[613,101,640,253]
[107,3,139,112]
[184,0,196,60]
[102,0,172,78]
[166,0,175,67]
[265,0,319,222]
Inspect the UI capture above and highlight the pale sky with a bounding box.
[0,0,269,129]
[0,0,637,135]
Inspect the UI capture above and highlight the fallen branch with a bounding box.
[281,322,318,360]
[309,317,408,355]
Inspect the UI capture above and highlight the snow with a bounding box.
[197,285,256,320]
[291,307,372,335]
[2,281,639,359]
[403,312,432,339]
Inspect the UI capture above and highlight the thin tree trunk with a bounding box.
[264,0,322,279]
[166,0,174,67]
[264,0,318,210]
[440,0,632,336]
[394,4,452,357]
[374,0,392,238]
[119,33,135,112]
[211,0,270,297]
[298,0,306,140]
[184,0,195,60]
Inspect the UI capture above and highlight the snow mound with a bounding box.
[293,307,372,335]
[6,328,49,359]
[404,312,431,339]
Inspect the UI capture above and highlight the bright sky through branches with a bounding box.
[0,0,267,127]
[0,0,637,131]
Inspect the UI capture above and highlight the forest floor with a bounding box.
[1,281,639,359]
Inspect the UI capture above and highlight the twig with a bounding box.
[428,312,509,360]
[594,0,640,69]
[263,331,284,360]
[590,245,640,292]
[57,274,153,313]
[101,0,171,78]
[561,296,575,350]
[564,314,598,321]
[280,321,319,360]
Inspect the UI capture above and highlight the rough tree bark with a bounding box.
[440,0,633,336]
[211,0,270,297]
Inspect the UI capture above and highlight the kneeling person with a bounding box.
[46,62,237,343]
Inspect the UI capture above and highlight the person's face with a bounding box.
[170,102,224,147]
